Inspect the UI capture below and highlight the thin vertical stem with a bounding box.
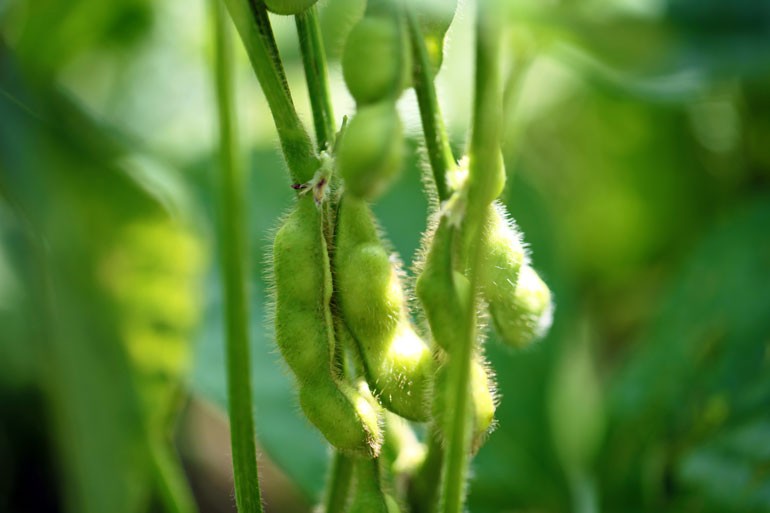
[405,7,455,203]
[322,452,354,513]
[221,0,318,184]
[440,2,503,513]
[295,5,336,151]
[212,2,264,512]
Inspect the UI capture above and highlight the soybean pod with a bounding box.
[273,194,382,457]
[334,195,433,421]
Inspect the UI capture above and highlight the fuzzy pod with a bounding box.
[338,101,404,200]
[273,195,382,456]
[488,263,553,349]
[335,196,433,421]
[433,358,497,453]
[415,219,468,353]
[381,413,426,476]
[342,13,411,104]
[263,0,318,15]
[299,377,382,457]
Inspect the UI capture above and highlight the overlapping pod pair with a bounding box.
[273,195,382,457]
[417,168,554,449]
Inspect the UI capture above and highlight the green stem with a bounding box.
[322,452,354,513]
[295,5,336,151]
[440,4,503,513]
[405,7,455,203]
[150,439,198,513]
[221,0,318,184]
[212,2,264,512]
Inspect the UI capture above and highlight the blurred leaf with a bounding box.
[600,195,770,512]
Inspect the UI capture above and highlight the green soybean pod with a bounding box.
[264,0,318,15]
[335,195,433,421]
[342,12,410,103]
[488,263,553,349]
[433,358,497,452]
[338,101,404,200]
[273,195,382,456]
[480,203,553,348]
[415,218,468,352]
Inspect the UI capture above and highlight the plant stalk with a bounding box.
[221,0,318,184]
[405,7,455,203]
[295,5,336,151]
[440,3,504,513]
[212,2,264,512]
[322,452,354,513]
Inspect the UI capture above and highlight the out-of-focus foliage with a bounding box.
[1,0,769,512]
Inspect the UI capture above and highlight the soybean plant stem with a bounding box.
[440,3,503,513]
[405,7,455,203]
[295,6,336,150]
[212,2,264,512]
[322,452,354,513]
[221,0,319,184]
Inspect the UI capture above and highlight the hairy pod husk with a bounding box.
[381,412,426,476]
[263,0,318,15]
[338,102,404,200]
[488,264,553,348]
[343,13,411,104]
[415,219,468,353]
[480,203,553,347]
[433,358,497,453]
[335,196,433,421]
[273,195,382,456]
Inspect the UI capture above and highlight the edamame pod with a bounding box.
[335,195,433,421]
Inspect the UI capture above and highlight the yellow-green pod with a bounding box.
[299,378,382,457]
[415,219,467,352]
[335,195,433,421]
[264,0,318,15]
[273,195,382,456]
[338,101,404,200]
[381,412,426,475]
[488,263,553,349]
[433,358,497,452]
[343,13,410,103]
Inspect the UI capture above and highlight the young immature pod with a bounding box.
[433,359,497,452]
[415,219,468,352]
[273,195,382,456]
[342,11,410,104]
[338,101,404,200]
[263,0,318,15]
[488,264,553,349]
[335,195,433,422]
[480,203,553,348]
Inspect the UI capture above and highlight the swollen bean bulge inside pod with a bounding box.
[343,15,410,104]
[273,196,382,456]
[263,0,318,15]
[488,264,553,349]
[338,102,404,200]
[335,196,433,421]
[433,358,496,451]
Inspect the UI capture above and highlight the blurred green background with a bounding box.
[1,0,769,512]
